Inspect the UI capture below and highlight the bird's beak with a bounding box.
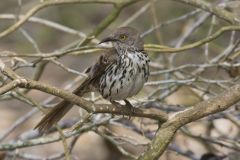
[99,36,118,44]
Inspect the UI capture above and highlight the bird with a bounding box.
[35,27,150,132]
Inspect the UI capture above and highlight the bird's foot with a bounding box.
[111,100,135,119]
[124,100,135,119]
[111,101,126,117]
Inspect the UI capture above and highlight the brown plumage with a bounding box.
[35,48,118,132]
[35,27,150,132]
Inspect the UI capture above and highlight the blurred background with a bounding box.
[0,0,240,159]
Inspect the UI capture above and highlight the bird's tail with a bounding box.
[34,100,72,132]
[34,77,92,132]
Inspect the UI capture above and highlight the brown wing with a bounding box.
[35,48,118,132]
[73,47,118,95]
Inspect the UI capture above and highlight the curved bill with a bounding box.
[99,36,118,44]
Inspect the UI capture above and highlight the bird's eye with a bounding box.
[119,34,127,40]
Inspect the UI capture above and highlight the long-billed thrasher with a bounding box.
[35,27,150,132]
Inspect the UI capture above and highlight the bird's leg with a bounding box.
[124,100,135,119]
[124,99,135,113]
[111,100,126,118]
[110,100,135,119]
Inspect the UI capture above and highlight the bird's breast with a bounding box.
[99,51,149,101]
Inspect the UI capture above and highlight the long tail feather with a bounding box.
[34,78,92,132]
[34,100,72,132]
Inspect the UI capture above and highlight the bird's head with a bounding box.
[99,27,144,53]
